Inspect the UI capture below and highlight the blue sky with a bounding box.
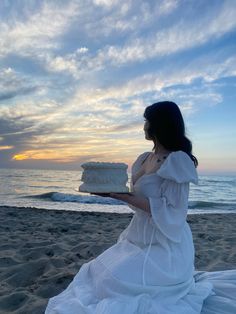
[0,0,236,174]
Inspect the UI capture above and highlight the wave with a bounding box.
[200,179,236,186]
[28,185,62,189]
[25,192,236,211]
[189,200,236,210]
[26,192,125,206]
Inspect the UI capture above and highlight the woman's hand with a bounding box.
[110,192,134,202]
[90,192,134,202]
[90,192,150,213]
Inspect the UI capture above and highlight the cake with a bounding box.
[79,162,129,193]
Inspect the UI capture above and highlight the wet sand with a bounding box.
[0,206,235,313]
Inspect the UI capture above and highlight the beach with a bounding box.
[0,206,236,314]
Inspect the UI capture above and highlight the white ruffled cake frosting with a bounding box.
[79,162,129,193]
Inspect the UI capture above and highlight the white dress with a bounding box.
[45,151,236,314]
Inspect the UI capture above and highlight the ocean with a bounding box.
[0,168,235,214]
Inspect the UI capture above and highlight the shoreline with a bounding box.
[0,206,235,313]
[1,204,236,215]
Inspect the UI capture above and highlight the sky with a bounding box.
[0,0,236,175]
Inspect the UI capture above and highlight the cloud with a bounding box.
[2,0,234,82]
[0,67,48,102]
[93,2,236,67]
[0,0,178,64]
[0,117,30,136]
[0,1,80,58]
[0,145,13,150]
[0,0,181,78]
[86,0,179,36]
[68,51,234,114]
[38,0,236,80]
[93,0,119,7]
[44,47,90,78]
[158,0,179,15]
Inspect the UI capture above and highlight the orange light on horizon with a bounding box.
[12,154,29,160]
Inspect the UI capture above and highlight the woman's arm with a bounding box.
[92,193,151,214]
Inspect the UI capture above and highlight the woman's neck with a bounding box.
[153,146,171,156]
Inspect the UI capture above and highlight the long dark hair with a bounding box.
[143,101,198,167]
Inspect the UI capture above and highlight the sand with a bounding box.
[0,206,235,314]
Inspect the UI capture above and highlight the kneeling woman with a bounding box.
[45,101,236,314]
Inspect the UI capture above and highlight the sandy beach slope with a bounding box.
[0,206,235,314]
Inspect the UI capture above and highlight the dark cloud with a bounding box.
[0,117,32,135]
[0,117,35,167]
[0,115,62,168]
[0,86,40,101]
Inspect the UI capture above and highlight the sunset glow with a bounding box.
[12,154,29,161]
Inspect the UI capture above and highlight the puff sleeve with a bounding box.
[148,151,198,243]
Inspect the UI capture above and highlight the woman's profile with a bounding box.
[45,101,236,313]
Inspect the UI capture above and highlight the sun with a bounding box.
[12,154,29,161]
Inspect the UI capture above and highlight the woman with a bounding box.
[45,101,236,313]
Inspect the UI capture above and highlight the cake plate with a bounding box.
[77,190,132,195]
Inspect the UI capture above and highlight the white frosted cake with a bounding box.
[79,162,129,193]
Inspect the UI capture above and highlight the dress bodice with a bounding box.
[118,151,198,246]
